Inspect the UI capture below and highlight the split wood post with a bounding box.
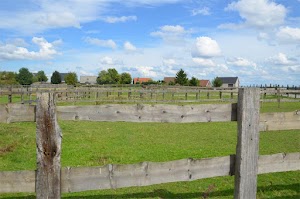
[234,88,260,199]
[277,89,280,108]
[36,92,62,199]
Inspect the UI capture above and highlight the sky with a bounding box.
[0,0,299,86]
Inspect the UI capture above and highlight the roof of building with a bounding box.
[164,77,176,83]
[199,80,210,87]
[133,77,152,83]
[218,77,239,84]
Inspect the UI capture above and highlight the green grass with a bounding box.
[0,121,299,198]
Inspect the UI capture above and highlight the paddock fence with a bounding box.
[0,88,299,199]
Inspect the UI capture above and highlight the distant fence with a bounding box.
[0,88,299,199]
[1,86,300,105]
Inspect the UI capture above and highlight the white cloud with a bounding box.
[100,56,123,65]
[267,53,298,65]
[191,7,211,16]
[192,58,216,67]
[276,26,300,43]
[225,0,287,29]
[102,16,137,23]
[226,57,257,67]
[124,41,138,53]
[136,66,158,78]
[163,58,178,66]
[84,37,117,49]
[192,36,221,58]
[0,37,60,60]
[150,25,189,44]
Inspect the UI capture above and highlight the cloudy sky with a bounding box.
[0,0,299,86]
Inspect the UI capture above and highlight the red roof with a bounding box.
[133,77,152,84]
[199,80,211,87]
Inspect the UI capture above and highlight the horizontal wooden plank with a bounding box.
[56,104,238,123]
[0,170,35,193]
[260,111,300,131]
[1,153,298,193]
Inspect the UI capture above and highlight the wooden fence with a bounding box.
[1,86,299,105]
[0,88,299,198]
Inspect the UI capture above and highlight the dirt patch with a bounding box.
[0,143,16,156]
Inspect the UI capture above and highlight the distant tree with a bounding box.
[51,71,61,84]
[64,72,78,85]
[97,68,120,84]
[189,77,199,86]
[0,71,18,85]
[212,77,222,87]
[16,67,33,85]
[168,81,175,86]
[175,69,188,86]
[119,72,132,84]
[36,70,48,82]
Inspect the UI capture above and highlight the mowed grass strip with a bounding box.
[0,121,299,198]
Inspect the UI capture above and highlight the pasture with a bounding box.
[0,120,299,198]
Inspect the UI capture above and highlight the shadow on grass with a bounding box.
[1,183,299,199]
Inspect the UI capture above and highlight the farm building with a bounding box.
[80,76,97,84]
[133,77,152,84]
[163,77,176,84]
[219,77,239,88]
[199,80,211,87]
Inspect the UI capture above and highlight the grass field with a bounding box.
[0,120,299,198]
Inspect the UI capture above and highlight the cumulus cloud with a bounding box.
[191,7,211,16]
[224,0,287,29]
[136,66,158,78]
[0,37,60,60]
[150,25,189,44]
[124,41,138,53]
[84,37,117,49]
[100,56,123,65]
[267,53,298,65]
[226,57,257,67]
[276,26,300,43]
[163,58,178,66]
[192,36,221,58]
[192,58,216,67]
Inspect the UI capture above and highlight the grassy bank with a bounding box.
[0,121,299,198]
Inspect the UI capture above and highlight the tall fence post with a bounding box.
[36,92,62,199]
[234,88,260,199]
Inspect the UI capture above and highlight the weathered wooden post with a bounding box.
[36,92,62,199]
[277,89,280,108]
[8,86,12,103]
[234,88,260,199]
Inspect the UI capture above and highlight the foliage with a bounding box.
[212,77,222,87]
[168,81,175,85]
[119,72,132,84]
[16,67,33,85]
[189,77,199,86]
[0,71,18,85]
[97,68,120,84]
[175,69,188,86]
[51,71,61,84]
[36,70,48,82]
[64,72,78,85]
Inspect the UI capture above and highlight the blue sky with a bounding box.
[0,0,299,86]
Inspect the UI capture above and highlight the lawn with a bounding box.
[0,121,299,198]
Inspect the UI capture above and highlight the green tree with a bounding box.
[64,72,78,85]
[51,71,61,84]
[175,69,188,86]
[212,77,222,87]
[189,77,199,86]
[0,71,18,85]
[119,72,132,84]
[97,68,120,84]
[16,67,33,85]
[36,70,48,82]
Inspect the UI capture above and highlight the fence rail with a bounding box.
[0,152,298,194]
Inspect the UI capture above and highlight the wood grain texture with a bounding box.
[234,88,260,199]
[1,153,298,193]
[56,103,237,123]
[36,93,62,199]
[259,111,300,131]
